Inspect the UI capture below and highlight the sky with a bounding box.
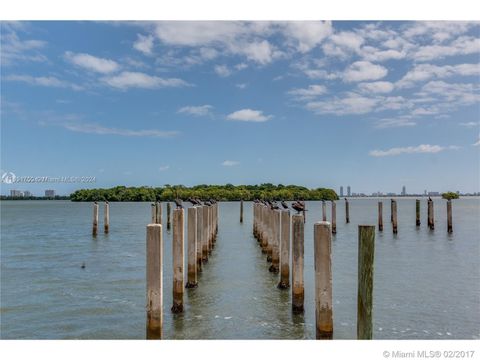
[1,21,479,196]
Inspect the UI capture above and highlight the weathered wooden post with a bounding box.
[292,214,304,313]
[253,203,257,237]
[390,199,393,223]
[151,203,156,224]
[428,199,434,230]
[202,205,209,262]
[186,207,198,288]
[447,199,453,233]
[104,201,110,234]
[269,209,281,273]
[378,202,383,232]
[392,200,398,234]
[207,205,212,253]
[278,210,291,289]
[416,199,421,226]
[331,201,337,234]
[322,201,327,221]
[146,223,162,339]
[357,225,375,340]
[266,208,273,262]
[156,202,162,224]
[345,199,350,224]
[314,221,333,340]
[92,202,99,236]
[171,208,184,313]
[196,206,203,272]
[166,202,171,230]
[261,206,268,250]
[240,200,244,223]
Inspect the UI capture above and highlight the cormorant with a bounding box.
[174,198,183,208]
[281,201,289,209]
[187,198,198,206]
[291,201,305,213]
[81,262,86,269]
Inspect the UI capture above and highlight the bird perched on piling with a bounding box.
[270,202,280,210]
[291,201,306,214]
[174,198,183,208]
[281,201,289,209]
[187,198,200,206]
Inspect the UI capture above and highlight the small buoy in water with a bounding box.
[81,262,86,269]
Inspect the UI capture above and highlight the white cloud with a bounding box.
[5,74,82,90]
[404,22,474,42]
[214,64,231,77]
[281,21,332,53]
[233,40,274,64]
[178,105,213,116]
[64,51,119,73]
[397,63,480,88]
[361,46,406,62]
[62,122,178,137]
[235,63,248,70]
[473,137,480,146]
[288,84,328,100]
[343,61,388,82]
[418,81,480,105]
[369,144,459,157]
[375,118,417,128]
[101,71,191,90]
[222,160,239,166]
[323,31,364,58]
[1,29,47,65]
[159,165,170,171]
[199,47,218,60]
[236,83,247,89]
[460,122,478,127]
[133,34,154,55]
[306,93,378,115]
[358,81,394,94]
[226,109,272,122]
[411,36,480,62]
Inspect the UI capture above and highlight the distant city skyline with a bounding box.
[1,21,479,196]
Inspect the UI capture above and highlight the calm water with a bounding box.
[1,199,479,339]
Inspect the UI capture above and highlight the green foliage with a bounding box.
[69,184,339,202]
[442,192,459,200]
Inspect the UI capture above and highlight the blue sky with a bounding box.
[1,21,479,195]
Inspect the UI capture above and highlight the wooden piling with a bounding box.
[156,202,162,224]
[260,206,268,250]
[202,205,209,262]
[253,203,258,238]
[196,206,203,272]
[292,214,304,313]
[92,202,98,236]
[278,210,290,289]
[269,210,280,273]
[104,202,109,234]
[390,199,393,223]
[378,202,383,232]
[151,203,156,224]
[186,207,198,288]
[314,221,333,340]
[171,208,184,313]
[240,200,244,223]
[416,199,421,226]
[392,200,398,234]
[331,201,337,234]
[322,201,327,221]
[345,199,350,223]
[357,225,375,340]
[207,205,212,253]
[447,200,453,233]
[428,199,434,230]
[266,208,273,262]
[146,224,163,339]
[166,202,171,230]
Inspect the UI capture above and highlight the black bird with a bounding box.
[270,201,280,210]
[81,262,86,269]
[281,201,289,209]
[187,198,198,206]
[428,196,432,201]
[204,200,212,206]
[174,198,183,208]
[291,201,305,213]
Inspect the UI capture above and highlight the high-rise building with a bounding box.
[340,186,344,197]
[347,186,351,197]
[10,190,23,197]
[45,190,55,197]
[402,186,406,196]
[24,191,32,197]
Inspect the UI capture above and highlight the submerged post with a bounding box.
[357,225,375,340]
[447,200,453,233]
[314,221,333,340]
[392,200,398,234]
[278,210,291,289]
[416,199,421,226]
[345,199,350,224]
[92,202,99,236]
[156,202,162,224]
[428,199,434,230]
[196,206,203,272]
[146,224,162,339]
[171,208,184,313]
[269,209,280,273]
[186,207,198,288]
[331,201,337,234]
[166,202,171,230]
[378,202,383,231]
[104,201,110,234]
[322,201,327,221]
[292,214,304,313]
[240,200,244,223]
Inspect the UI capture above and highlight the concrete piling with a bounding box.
[104,202,109,234]
[92,202,99,236]
[171,208,184,313]
[416,199,421,226]
[314,221,333,340]
[151,203,156,224]
[202,205,209,262]
[447,200,453,233]
[196,206,203,272]
[322,201,327,221]
[146,224,163,339]
[292,214,304,314]
[186,207,198,288]
[378,202,383,232]
[278,210,291,289]
[156,202,162,224]
[269,209,280,273]
[331,201,337,234]
[357,225,375,340]
[392,200,398,234]
[266,208,273,262]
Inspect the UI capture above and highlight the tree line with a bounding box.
[69,184,339,202]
